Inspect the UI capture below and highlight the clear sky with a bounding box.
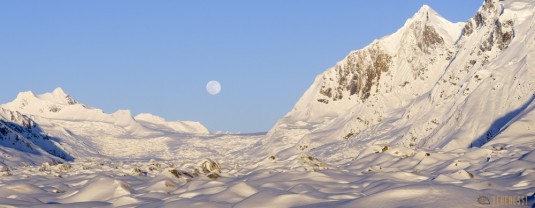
[0,1,483,133]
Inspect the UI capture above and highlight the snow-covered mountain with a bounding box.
[0,1,533,207]
[0,87,210,165]
[1,87,210,136]
[264,0,535,162]
[0,108,72,167]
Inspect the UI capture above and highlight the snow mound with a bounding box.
[58,175,134,203]
[340,185,504,208]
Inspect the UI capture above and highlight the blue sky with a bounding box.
[0,1,482,133]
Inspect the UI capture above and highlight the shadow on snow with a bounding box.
[470,94,535,148]
[0,119,74,162]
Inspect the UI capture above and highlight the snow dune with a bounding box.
[0,141,532,207]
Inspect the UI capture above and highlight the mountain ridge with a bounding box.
[262,0,535,162]
[0,87,210,135]
[0,87,211,166]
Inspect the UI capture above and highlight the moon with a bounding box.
[206,80,221,95]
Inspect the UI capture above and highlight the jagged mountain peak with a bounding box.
[1,88,102,122]
[12,87,77,108]
[297,4,463,109]
[461,0,506,39]
[1,88,211,136]
[263,4,467,154]
[3,88,144,126]
[419,4,431,11]
[398,4,464,46]
[410,5,435,21]
[264,0,535,159]
[403,4,445,26]
[38,87,77,105]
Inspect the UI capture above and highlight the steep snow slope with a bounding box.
[264,0,535,162]
[0,108,71,167]
[263,4,464,158]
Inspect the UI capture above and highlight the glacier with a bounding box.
[0,0,534,207]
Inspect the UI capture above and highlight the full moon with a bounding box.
[206,80,221,95]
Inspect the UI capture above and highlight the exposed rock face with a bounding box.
[319,44,392,101]
[496,19,514,50]
[464,0,513,54]
[262,5,465,159]
[0,108,73,163]
[419,25,445,53]
[316,5,455,104]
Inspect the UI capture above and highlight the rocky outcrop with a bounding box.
[419,25,445,53]
[319,44,392,101]
[263,0,533,164]
[0,108,73,163]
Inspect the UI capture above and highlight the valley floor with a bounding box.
[0,134,533,208]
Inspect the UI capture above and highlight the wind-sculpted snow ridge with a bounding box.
[0,0,534,207]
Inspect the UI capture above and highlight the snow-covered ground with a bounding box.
[0,138,532,207]
[1,0,534,207]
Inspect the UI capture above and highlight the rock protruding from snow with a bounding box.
[196,159,222,179]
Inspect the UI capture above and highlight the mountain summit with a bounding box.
[0,88,210,135]
[264,0,535,161]
[2,88,104,121]
[0,87,210,165]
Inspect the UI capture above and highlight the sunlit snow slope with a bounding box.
[264,0,535,163]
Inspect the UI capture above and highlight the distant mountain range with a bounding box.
[0,87,209,166]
